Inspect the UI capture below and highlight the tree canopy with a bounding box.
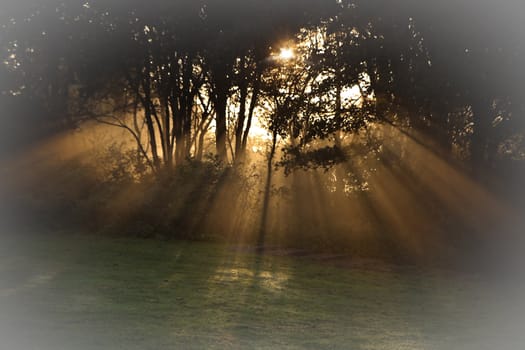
[1,0,524,174]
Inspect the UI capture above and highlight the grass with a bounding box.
[0,232,521,349]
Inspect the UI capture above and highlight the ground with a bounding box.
[0,232,522,349]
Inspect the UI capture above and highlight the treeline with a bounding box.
[1,0,523,174]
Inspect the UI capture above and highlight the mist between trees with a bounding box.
[1,0,524,265]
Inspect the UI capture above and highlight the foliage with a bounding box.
[2,0,524,174]
[278,145,347,175]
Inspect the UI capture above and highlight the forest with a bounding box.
[1,0,524,264]
[2,1,525,349]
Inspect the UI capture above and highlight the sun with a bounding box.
[279,47,294,60]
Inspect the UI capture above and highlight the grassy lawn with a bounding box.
[0,232,521,349]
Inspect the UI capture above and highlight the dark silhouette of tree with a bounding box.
[2,0,523,181]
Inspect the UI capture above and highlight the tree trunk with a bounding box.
[142,78,160,171]
[241,74,261,157]
[161,97,173,168]
[235,81,248,161]
[172,96,184,165]
[214,88,228,161]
